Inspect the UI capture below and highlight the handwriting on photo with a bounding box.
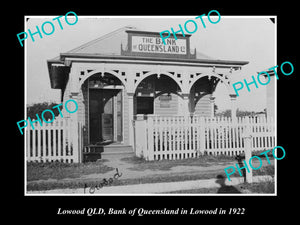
[84,168,123,194]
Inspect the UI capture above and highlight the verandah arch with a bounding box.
[78,69,128,91]
[187,73,231,94]
[133,71,184,94]
[188,73,237,118]
[134,74,184,115]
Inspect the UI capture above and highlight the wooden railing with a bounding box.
[26,117,83,163]
[134,115,275,161]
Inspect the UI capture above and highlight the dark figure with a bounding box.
[235,154,246,178]
[216,175,241,194]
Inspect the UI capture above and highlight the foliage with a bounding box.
[215,109,266,117]
[27,102,63,121]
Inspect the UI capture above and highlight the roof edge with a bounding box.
[126,29,192,37]
[60,52,249,66]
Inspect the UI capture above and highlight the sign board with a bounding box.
[122,30,195,59]
[131,36,186,55]
[159,94,172,108]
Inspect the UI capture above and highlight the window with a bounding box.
[136,97,154,114]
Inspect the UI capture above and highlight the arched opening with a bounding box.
[189,74,232,117]
[190,76,218,116]
[213,79,232,117]
[134,74,182,116]
[83,72,124,145]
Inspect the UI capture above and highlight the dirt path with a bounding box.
[80,155,273,181]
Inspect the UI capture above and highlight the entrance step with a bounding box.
[101,145,134,160]
[83,144,134,162]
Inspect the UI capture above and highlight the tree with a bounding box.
[215,109,231,117]
[213,104,218,115]
[236,109,256,117]
[215,109,265,117]
[27,102,63,120]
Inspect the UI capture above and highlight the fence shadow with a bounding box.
[235,154,247,181]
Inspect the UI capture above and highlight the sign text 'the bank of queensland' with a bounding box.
[131,36,187,55]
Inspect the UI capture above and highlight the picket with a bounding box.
[26,117,83,163]
[137,115,275,161]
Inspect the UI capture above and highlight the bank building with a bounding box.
[42,26,257,163]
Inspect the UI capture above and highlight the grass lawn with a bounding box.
[27,160,115,181]
[121,154,235,171]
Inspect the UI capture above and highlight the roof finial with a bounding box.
[125,25,137,30]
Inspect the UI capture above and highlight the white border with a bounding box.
[24,15,277,197]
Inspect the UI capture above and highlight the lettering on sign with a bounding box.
[131,36,186,55]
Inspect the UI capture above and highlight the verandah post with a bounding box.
[230,94,237,123]
[69,94,80,163]
[127,93,135,147]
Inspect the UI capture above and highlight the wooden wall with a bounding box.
[190,77,213,117]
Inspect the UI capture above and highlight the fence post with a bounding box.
[26,126,29,160]
[199,117,205,155]
[147,116,154,161]
[134,115,147,158]
[78,122,84,163]
[70,118,79,163]
[243,117,253,183]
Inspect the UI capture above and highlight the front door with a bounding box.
[89,89,122,144]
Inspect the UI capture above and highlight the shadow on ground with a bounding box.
[215,175,241,193]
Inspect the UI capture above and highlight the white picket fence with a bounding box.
[134,115,275,161]
[26,117,83,163]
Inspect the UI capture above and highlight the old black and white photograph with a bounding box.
[21,15,279,196]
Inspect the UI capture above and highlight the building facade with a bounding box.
[264,70,276,118]
[47,26,249,159]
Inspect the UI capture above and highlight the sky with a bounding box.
[25,15,276,112]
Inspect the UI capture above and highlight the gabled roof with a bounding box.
[47,26,249,91]
[48,26,218,62]
[48,26,132,64]
[66,26,131,56]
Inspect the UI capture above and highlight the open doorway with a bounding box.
[89,89,123,144]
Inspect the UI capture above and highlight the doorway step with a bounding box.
[101,144,134,160]
[83,144,134,162]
